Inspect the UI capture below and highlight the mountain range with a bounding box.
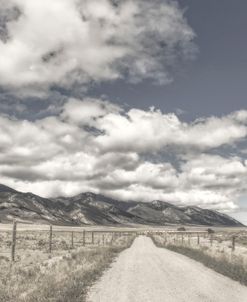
[0,184,243,226]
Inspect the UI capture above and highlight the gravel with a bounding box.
[87,236,247,302]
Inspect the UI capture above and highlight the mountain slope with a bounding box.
[0,184,243,226]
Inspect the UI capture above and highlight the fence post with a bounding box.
[210,234,213,247]
[92,231,94,245]
[197,234,200,245]
[188,234,191,245]
[11,220,17,261]
[232,236,236,252]
[83,230,85,246]
[182,234,184,245]
[103,234,105,246]
[71,231,74,249]
[49,225,53,253]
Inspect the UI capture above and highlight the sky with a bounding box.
[0,0,246,223]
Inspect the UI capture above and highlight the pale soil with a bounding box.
[87,236,247,302]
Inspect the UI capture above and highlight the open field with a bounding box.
[151,229,247,285]
[0,223,246,302]
[152,229,247,263]
[0,222,246,262]
[0,222,138,261]
[0,245,130,302]
[0,223,136,302]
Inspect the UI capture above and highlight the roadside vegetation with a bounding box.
[0,231,134,302]
[151,233,247,286]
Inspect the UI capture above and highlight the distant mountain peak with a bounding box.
[0,184,18,193]
[0,183,244,226]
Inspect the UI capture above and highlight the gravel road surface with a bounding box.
[87,236,247,302]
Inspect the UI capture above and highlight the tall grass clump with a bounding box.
[0,246,127,302]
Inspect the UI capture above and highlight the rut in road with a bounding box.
[87,236,247,302]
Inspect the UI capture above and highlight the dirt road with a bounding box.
[87,236,247,302]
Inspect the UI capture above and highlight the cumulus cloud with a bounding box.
[94,107,247,153]
[62,97,122,126]
[0,0,196,95]
[1,1,245,214]
[0,98,247,212]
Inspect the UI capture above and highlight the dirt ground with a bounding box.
[87,236,247,302]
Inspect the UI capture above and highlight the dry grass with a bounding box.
[0,230,135,302]
[151,234,247,286]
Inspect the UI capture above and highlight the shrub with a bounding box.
[207,228,215,234]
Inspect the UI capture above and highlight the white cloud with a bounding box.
[179,154,247,207]
[62,97,122,126]
[94,108,247,153]
[0,0,196,94]
[0,99,247,212]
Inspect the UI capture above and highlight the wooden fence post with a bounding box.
[232,236,236,252]
[92,231,94,245]
[71,231,74,249]
[210,234,213,247]
[103,234,105,246]
[11,220,17,261]
[197,234,200,245]
[49,225,53,253]
[83,230,85,246]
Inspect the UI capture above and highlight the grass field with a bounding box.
[0,224,136,302]
[151,229,247,285]
[0,223,246,301]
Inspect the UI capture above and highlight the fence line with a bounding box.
[2,221,139,261]
[4,221,239,262]
[11,220,17,261]
[153,231,239,254]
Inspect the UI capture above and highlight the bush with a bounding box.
[37,239,46,247]
[207,228,215,234]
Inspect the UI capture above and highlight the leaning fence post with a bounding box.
[49,225,53,253]
[11,220,17,261]
[232,236,236,252]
